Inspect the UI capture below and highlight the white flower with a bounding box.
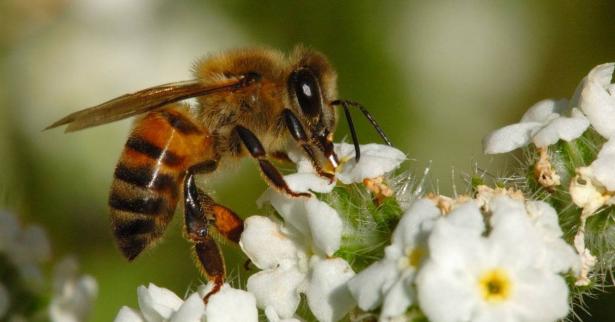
[137,284,185,322]
[114,282,257,322]
[257,190,343,257]
[333,143,406,184]
[0,283,9,320]
[242,142,402,321]
[483,99,589,154]
[284,143,406,193]
[523,201,580,274]
[576,63,615,138]
[199,283,258,322]
[488,197,579,275]
[586,139,615,191]
[0,211,51,289]
[346,199,441,320]
[240,216,355,322]
[49,257,98,322]
[416,196,574,322]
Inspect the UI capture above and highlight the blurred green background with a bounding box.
[1,0,614,321]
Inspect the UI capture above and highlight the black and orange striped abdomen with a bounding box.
[109,104,214,260]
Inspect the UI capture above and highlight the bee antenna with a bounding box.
[331,100,393,161]
[338,100,361,161]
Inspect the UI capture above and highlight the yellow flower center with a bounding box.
[478,268,512,303]
[408,247,424,267]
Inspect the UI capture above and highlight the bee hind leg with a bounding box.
[183,161,243,302]
[235,125,310,198]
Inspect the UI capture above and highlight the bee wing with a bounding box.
[46,78,244,132]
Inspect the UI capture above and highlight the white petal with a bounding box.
[137,284,183,322]
[488,195,528,229]
[264,306,303,322]
[416,261,476,322]
[333,142,358,161]
[579,63,615,138]
[258,190,310,236]
[169,293,205,322]
[286,145,314,172]
[482,122,542,154]
[284,172,335,194]
[391,199,440,248]
[520,99,567,123]
[380,275,414,319]
[532,115,589,147]
[239,216,302,270]
[258,191,343,257]
[246,267,305,319]
[598,137,615,154]
[524,203,580,274]
[205,284,258,322]
[0,283,9,320]
[346,259,399,311]
[335,143,406,184]
[443,201,485,234]
[525,201,563,238]
[304,198,343,256]
[427,211,484,271]
[570,107,586,118]
[511,269,570,322]
[305,258,356,322]
[489,197,543,269]
[282,145,335,193]
[114,307,144,322]
[542,239,581,274]
[591,140,615,190]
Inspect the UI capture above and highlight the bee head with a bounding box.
[288,47,339,170]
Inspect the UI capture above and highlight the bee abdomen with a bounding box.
[109,172,180,260]
[111,215,158,260]
[108,106,213,261]
[113,163,177,196]
[109,193,165,215]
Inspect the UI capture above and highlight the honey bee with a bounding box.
[47,46,391,300]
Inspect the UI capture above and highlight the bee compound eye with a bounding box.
[197,228,207,238]
[290,68,322,118]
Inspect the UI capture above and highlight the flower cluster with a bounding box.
[483,63,615,154]
[0,210,97,321]
[240,143,405,322]
[110,63,614,322]
[483,62,615,286]
[348,187,579,322]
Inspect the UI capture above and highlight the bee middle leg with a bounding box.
[183,160,243,302]
[234,125,310,198]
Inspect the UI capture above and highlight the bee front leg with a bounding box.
[183,161,243,302]
[234,126,310,198]
[282,109,336,182]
